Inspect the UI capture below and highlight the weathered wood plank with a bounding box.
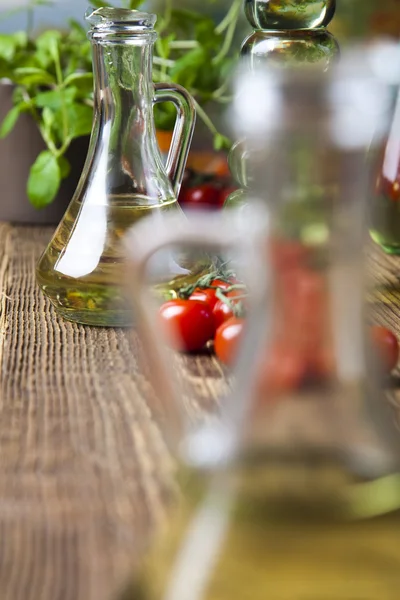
[0,225,226,600]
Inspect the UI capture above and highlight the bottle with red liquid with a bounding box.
[370,89,400,254]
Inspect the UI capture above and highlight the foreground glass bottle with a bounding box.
[370,87,400,254]
[120,60,400,600]
[36,8,196,326]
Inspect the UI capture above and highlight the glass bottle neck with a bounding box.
[89,37,166,198]
[92,40,154,119]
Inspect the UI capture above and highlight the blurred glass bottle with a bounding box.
[370,85,400,254]
[119,55,400,600]
[226,0,339,211]
[245,0,336,30]
[36,8,197,327]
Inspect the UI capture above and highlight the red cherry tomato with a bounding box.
[371,326,399,373]
[213,299,244,329]
[211,278,235,290]
[159,300,215,353]
[189,278,241,310]
[190,288,219,310]
[213,300,234,329]
[211,279,244,300]
[214,318,244,366]
[180,184,220,209]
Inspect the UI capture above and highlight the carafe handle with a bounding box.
[154,83,196,198]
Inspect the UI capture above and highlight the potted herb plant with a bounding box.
[0,0,241,223]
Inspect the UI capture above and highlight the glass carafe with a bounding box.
[36,8,196,327]
[245,0,337,30]
[119,56,400,600]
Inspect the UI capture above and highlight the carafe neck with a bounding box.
[84,9,176,203]
[86,9,159,141]
[92,39,154,128]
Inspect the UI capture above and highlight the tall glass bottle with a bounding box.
[226,0,339,211]
[245,0,336,30]
[120,55,400,600]
[36,8,196,327]
[370,86,400,254]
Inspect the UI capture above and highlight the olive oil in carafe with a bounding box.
[37,196,206,327]
[124,458,400,600]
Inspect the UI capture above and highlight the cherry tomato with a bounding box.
[211,278,235,290]
[214,318,244,366]
[371,325,399,373]
[189,288,219,310]
[213,299,244,329]
[181,184,220,209]
[159,300,215,353]
[211,278,244,300]
[189,278,241,311]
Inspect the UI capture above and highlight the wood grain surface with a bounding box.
[0,224,226,600]
[1,224,400,600]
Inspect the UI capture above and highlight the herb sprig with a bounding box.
[0,0,240,209]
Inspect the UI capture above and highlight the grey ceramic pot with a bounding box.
[0,82,89,224]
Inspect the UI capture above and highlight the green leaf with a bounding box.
[0,34,17,62]
[27,150,61,209]
[0,105,20,138]
[156,34,175,60]
[171,8,207,25]
[63,72,93,95]
[52,102,93,142]
[170,47,207,88]
[195,18,220,49]
[68,103,93,138]
[35,87,77,110]
[13,67,56,86]
[13,32,28,49]
[35,30,61,63]
[34,48,53,70]
[58,155,71,179]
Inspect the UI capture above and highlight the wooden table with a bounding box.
[0,223,228,600]
[1,223,400,600]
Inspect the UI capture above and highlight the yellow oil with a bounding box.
[121,456,400,600]
[37,196,208,327]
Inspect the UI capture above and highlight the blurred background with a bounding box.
[0,0,398,224]
[0,0,399,41]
